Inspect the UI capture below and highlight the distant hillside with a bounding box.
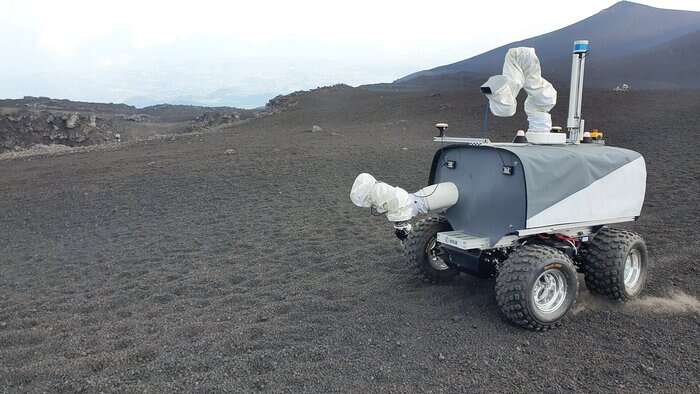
[0,96,259,152]
[0,96,256,122]
[396,1,700,89]
[589,29,700,88]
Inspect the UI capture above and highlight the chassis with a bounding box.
[404,216,648,330]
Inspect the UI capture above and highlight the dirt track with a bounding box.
[1,88,699,392]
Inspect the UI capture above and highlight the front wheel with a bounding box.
[403,217,459,283]
[495,244,578,330]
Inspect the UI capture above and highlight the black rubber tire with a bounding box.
[495,244,578,331]
[403,217,459,283]
[583,227,648,301]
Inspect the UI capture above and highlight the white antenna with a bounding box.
[567,40,590,144]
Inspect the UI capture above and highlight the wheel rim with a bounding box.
[532,269,568,314]
[426,237,449,271]
[624,249,642,292]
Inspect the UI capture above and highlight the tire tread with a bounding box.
[583,227,647,301]
[403,217,458,283]
[495,244,577,331]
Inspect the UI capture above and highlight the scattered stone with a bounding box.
[224,149,237,155]
[401,147,409,151]
[311,125,323,132]
[124,114,149,122]
[65,113,79,129]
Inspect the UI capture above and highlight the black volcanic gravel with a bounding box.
[1,88,698,392]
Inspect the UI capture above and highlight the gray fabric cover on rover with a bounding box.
[429,143,646,245]
[498,144,641,218]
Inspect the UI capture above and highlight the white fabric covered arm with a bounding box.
[481,47,557,132]
[350,173,458,223]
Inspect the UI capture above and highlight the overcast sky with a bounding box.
[1,0,699,107]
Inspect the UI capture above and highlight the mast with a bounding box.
[567,40,590,144]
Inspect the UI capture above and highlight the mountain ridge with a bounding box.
[395,1,700,89]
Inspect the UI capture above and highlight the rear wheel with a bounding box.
[495,244,578,330]
[583,228,648,301]
[403,217,459,283]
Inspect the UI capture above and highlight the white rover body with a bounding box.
[350,41,649,330]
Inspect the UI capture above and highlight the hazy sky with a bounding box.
[2,0,699,107]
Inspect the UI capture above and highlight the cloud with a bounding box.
[2,0,700,104]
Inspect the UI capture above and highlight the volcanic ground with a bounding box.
[1,87,698,392]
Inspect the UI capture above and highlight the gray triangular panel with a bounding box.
[497,144,641,218]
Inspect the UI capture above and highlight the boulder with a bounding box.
[65,113,79,129]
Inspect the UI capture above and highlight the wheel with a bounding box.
[495,244,578,330]
[403,217,459,283]
[583,227,648,301]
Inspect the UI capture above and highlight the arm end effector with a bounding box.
[350,173,458,238]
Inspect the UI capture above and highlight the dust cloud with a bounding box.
[574,290,700,315]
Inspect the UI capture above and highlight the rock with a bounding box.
[438,353,446,361]
[88,114,97,127]
[311,125,323,133]
[65,113,79,129]
[224,149,237,155]
[125,114,148,122]
[74,133,87,143]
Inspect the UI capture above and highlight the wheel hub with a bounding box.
[426,238,449,271]
[624,249,642,291]
[532,269,568,313]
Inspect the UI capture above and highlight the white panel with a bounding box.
[437,231,491,250]
[526,157,646,228]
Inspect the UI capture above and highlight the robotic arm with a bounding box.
[481,47,557,132]
[350,173,459,238]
